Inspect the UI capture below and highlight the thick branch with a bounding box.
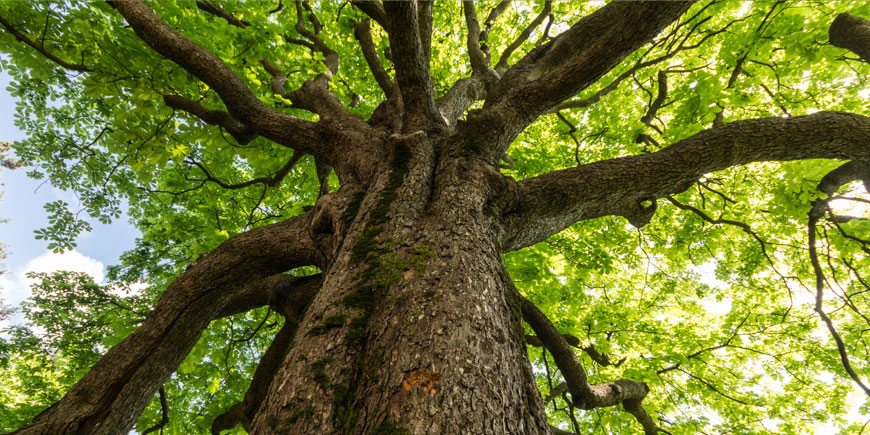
[14,212,321,435]
[0,13,91,72]
[351,1,387,30]
[354,19,394,97]
[830,12,870,64]
[110,0,322,155]
[464,1,692,163]
[463,1,489,74]
[383,1,442,132]
[435,75,490,129]
[162,94,257,145]
[502,111,870,252]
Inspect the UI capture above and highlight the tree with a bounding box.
[2,0,870,433]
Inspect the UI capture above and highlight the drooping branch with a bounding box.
[517,285,664,434]
[383,1,443,132]
[502,111,870,252]
[830,12,870,63]
[806,162,870,398]
[140,387,169,435]
[109,0,322,156]
[0,13,92,72]
[461,1,693,163]
[13,212,323,435]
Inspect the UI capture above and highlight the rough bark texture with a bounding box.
[8,2,870,435]
[831,12,870,63]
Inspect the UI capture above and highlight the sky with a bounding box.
[0,68,140,326]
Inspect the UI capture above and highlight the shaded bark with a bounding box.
[830,12,870,63]
[12,214,320,435]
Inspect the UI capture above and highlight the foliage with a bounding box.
[0,0,869,434]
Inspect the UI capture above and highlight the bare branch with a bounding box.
[0,13,91,72]
[502,111,870,252]
[110,0,321,155]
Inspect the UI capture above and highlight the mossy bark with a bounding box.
[250,135,549,434]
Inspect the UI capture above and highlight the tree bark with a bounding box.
[250,133,550,434]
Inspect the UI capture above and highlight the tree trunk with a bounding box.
[252,134,549,434]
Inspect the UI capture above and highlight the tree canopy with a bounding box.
[2,1,870,434]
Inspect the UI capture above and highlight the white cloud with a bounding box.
[0,250,104,327]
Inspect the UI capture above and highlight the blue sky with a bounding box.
[0,68,140,323]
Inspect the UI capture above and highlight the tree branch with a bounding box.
[195,1,250,28]
[354,18,394,97]
[212,275,321,433]
[109,0,322,156]
[0,13,91,72]
[383,1,443,132]
[493,0,552,74]
[517,285,663,434]
[351,0,387,31]
[806,162,870,398]
[186,150,303,191]
[502,111,870,252]
[463,1,489,74]
[14,212,322,435]
[140,387,169,435]
[462,1,692,164]
[162,94,257,145]
[293,1,338,79]
[830,12,870,64]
